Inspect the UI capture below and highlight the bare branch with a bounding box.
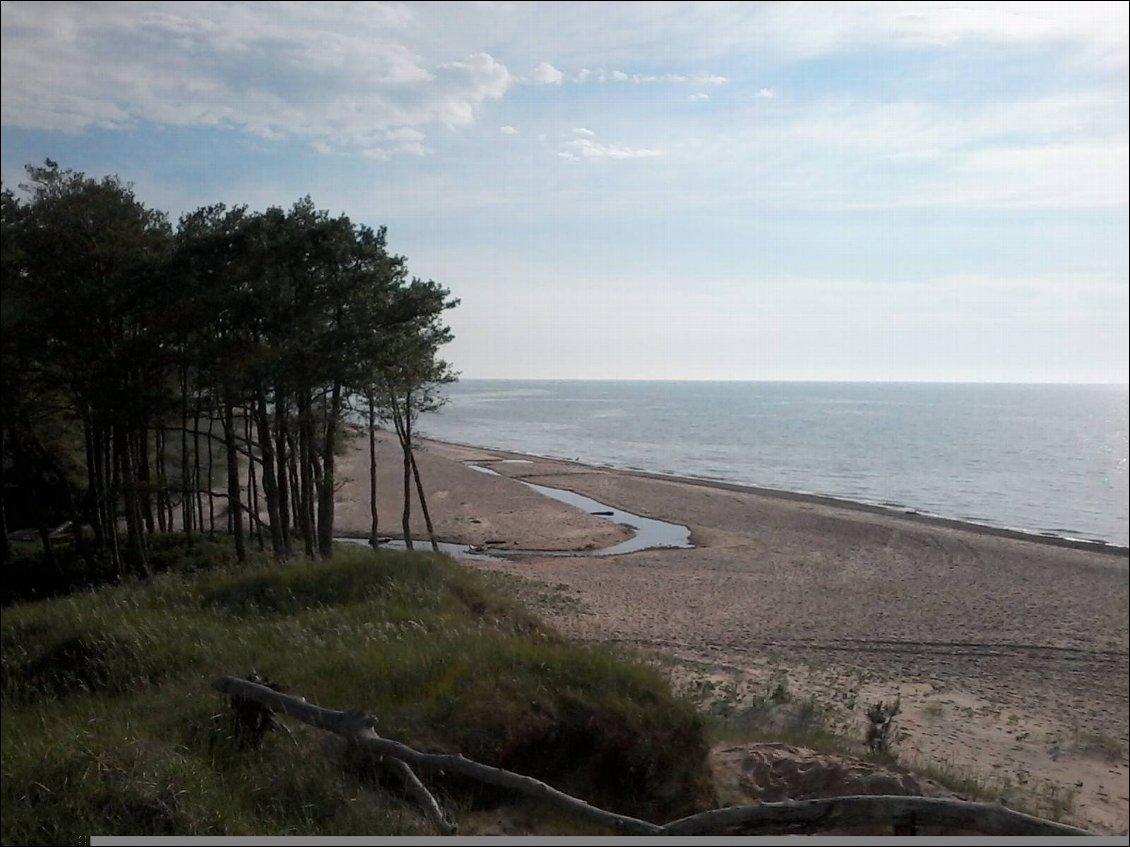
[383,756,456,835]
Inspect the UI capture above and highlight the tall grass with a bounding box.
[2,543,714,843]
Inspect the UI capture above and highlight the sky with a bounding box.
[2,1,1127,383]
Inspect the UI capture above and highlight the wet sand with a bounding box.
[333,429,1129,834]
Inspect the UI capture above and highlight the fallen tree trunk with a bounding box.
[212,675,661,835]
[212,675,1090,837]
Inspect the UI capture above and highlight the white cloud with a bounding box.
[572,127,595,137]
[0,2,511,153]
[755,88,776,99]
[688,93,709,102]
[570,67,726,86]
[677,88,1124,210]
[766,92,1124,161]
[500,124,518,135]
[631,73,688,83]
[529,61,564,84]
[408,2,1126,71]
[557,134,661,161]
[739,1,1128,68]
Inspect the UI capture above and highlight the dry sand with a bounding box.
[333,429,1129,834]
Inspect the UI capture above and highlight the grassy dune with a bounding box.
[1,543,715,843]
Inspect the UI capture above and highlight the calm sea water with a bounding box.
[417,381,1129,548]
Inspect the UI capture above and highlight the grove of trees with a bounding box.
[1,160,457,583]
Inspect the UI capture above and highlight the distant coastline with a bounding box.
[417,380,1130,550]
[419,434,1130,559]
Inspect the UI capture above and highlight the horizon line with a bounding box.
[450,377,1130,386]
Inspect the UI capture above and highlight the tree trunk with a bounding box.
[367,393,379,547]
[286,429,301,540]
[137,425,155,535]
[37,522,58,576]
[103,418,123,576]
[407,412,439,552]
[274,393,291,554]
[193,394,204,538]
[206,409,216,535]
[244,411,263,551]
[296,393,317,559]
[154,429,168,534]
[181,361,194,544]
[391,400,413,551]
[255,386,286,560]
[118,424,151,578]
[222,402,246,564]
[316,382,341,559]
[82,414,107,566]
[0,425,11,565]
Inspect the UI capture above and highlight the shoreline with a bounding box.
[418,434,1129,558]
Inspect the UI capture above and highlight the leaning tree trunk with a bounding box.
[406,407,439,552]
[246,414,263,551]
[390,399,413,551]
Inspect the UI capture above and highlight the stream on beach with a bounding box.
[340,460,692,560]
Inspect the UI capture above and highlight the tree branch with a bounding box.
[383,756,456,835]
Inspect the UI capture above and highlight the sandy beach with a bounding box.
[333,429,1129,834]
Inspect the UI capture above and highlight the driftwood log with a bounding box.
[212,675,1090,837]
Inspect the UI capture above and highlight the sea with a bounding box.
[416,380,1130,549]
